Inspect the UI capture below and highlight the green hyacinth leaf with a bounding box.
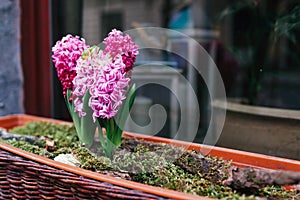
[80,90,97,148]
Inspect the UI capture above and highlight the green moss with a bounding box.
[2,122,78,159]
[72,146,112,171]
[133,144,149,153]
[4,139,45,155]
[133,163,237,199]
[1,138,73,159]
[112,150,167,174]
[258,186,298,199]
[9,121,78,148]
[175,151,232,185]
[48,147,73,159]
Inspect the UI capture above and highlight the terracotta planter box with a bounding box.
[0,114,300,199]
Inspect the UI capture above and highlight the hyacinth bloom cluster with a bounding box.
[52,29,138,120]
[72,29,138,120]
[52,35,88,96]
[73,46,130,120]
[52,29,138,157]
[104,29,139,73]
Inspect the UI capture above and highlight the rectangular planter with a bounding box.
[0,114,300,199]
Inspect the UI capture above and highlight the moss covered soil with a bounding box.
[0,121,299,199]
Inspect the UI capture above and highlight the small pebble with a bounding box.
[54,154,80,167]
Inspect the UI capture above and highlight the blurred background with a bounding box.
[1,0,300,143]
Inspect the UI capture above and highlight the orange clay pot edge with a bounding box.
[0,114,210,200]
[123,132,300,172]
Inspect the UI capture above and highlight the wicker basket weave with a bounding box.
[0,148,167,200]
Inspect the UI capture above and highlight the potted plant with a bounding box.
[51,30,138,158]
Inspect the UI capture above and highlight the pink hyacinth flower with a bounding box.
[104,29,139,73]
[73,46,130,120]
[52,34,88,96]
